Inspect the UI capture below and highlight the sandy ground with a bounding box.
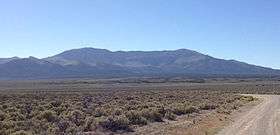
[217,95,280,135]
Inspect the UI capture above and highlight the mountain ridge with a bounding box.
[0,47,279,79]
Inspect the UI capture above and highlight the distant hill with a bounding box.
[0,48,279,79]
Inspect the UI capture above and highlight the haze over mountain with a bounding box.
[0,48,279,79]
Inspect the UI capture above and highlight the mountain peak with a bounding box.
[0,57,20,64]
[28,56,39,60]
[67,47,111,53]
[175,48,193,52]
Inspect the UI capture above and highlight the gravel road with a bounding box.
[217,95,280,135]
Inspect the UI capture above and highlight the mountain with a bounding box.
[45,48,278,75]
[0,57,67,79]
[0,56,133,79]
[0,57,20,64]
[0,48,279,79]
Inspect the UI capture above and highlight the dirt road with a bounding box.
[217,95,280,135]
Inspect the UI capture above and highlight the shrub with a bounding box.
[40,110,57,122]
[57,120,70,133]
[2,104,8,109]
[164,111,176,121]
[0,111,6,121]
[50,100,62,108]
[11,130,31,135]
[141,108,163,122]
[126,110,147,125]
[69,110,85,126]
[46,123,61,134]
[83,117,97,132]
[9,112,25,121]
[172,104,198,115]
[216,105,231,114]
[2,121,16,130]
[65,122,80,134]
[198,103,217,110]
[94,108,108,117]
[112,108,123,116]
[99,115,132,132]
[217,109,231,114]
[241,96,255,102]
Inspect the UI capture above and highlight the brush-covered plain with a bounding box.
[0,80,263,135]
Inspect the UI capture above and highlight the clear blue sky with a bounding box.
[0,0,280,68]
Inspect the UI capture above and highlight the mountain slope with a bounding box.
[0,57,67,79]
[46,48,279,75]
[0,48,279,79]
[0,56,134,79]
[45,48,208,67]
[0,57,20,64]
